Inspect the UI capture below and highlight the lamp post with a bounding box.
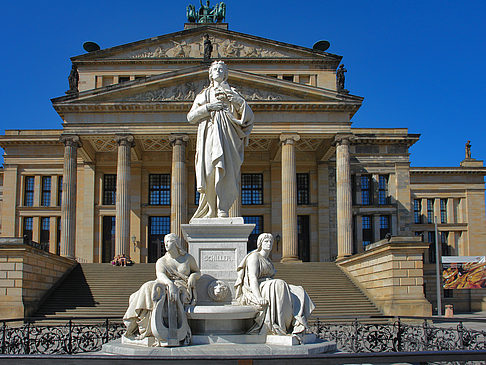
[435,216,442,316]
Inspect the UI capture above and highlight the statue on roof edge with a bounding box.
[186,1,226,23]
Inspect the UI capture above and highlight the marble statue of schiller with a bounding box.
[188,60,254,219]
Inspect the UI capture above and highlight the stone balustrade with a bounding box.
[337,236,432,316]
[0,238,76,318]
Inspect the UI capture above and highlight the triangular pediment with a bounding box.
[72,27,340,62]
[52,66,362,108]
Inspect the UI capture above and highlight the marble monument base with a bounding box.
[182,217,255,301]
[104,336,337,356]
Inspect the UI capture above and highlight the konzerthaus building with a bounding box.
[1,20,485,312]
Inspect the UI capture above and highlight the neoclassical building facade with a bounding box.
[1,23,485,310]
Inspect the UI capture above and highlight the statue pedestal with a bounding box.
[181,217,255,301]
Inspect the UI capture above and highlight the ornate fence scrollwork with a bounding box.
[311,317,486,353]
[0,318,125,355]
[0,316,485,355]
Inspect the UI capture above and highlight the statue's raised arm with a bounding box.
[188,61,254,219]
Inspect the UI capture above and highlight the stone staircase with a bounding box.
[33,262,382,323]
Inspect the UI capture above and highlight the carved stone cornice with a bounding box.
[114,134,135,147]
[169,134,190,146]
[59,135,82,148]
[280,133,300,145]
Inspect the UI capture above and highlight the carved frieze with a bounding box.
[118,80,293,102]
[111,35,293,59]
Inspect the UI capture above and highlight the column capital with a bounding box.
[169,134,190,146]
[333,134,355,147]
[279,133,300,145]
[59,134,82,148]
[115,134,135,147]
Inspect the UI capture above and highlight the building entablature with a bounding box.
[410,167,486,175]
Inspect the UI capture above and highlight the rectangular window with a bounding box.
[379,215,390,240]
[241,174,263,205]
[149,174,171,205]
[41,176,51,207]
[57,176,63,206]
[103,174,116,205]
[40,217,50,244]
[428,231,436,263]
[441,231,449,256]
[414,199,422,224]
[57,217,61,255]
[297,173,309,205]
[24,176,35,206]
[378,175,389,205]
[23,217,33,242]
[362,216,372,246]
[243,216,263,252]
[148,216,170,262]
[440,199,448,223]
[415,231,424,241]
[360,175,372,205]
[118,76,130,83]
[427,199,434,224]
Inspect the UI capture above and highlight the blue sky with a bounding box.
[1,0,485,167]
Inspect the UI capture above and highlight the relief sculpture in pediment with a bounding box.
[119,80,292,102]
[117,35,290,59]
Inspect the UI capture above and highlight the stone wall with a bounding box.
[337,236,432,316]
[0,238,76,319]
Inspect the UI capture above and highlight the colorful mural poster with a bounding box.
[442,256,486,289]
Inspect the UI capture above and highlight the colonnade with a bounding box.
[58,133,354,261]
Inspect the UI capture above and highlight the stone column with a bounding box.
[335,135,353,259]
[170,134,189,240]
[280,134,300,262]
[59,135,81,259]
[115,134,134,257]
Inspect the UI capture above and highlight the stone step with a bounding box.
[34,262,382,321]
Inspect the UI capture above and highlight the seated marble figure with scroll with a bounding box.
[235,233,315,337]
[123,233,201,346]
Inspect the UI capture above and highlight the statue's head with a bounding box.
[209,60,228,84]
[164,233,186,255]
[256,233,274,252]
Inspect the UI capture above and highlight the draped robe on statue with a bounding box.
[187,85,254,218]
[123,259,195,343]
[234,251,315,335]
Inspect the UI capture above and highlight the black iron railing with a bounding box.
[312,316,486,353]
[0,315,485,355]
[0,317,124,355]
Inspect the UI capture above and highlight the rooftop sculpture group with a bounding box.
[187,1,226,24]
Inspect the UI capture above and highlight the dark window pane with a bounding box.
[378,175,389,205]
[427,199,434,224]
[379,215,390,240]
[297,173,309,205]
[440,199,447,223]
[243,216,263,252]
[362,215,372,246]
[361,175,371,205]
[414,199,422,224]
[40,217,50,244]
[41,176,51,207]
[58,176,63,206]
[241,174,263,205]
[148,216,170,262]
[149,174,170,205]
[24,176,35,206]
[23,217,33,241]
[103,174,117,205]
